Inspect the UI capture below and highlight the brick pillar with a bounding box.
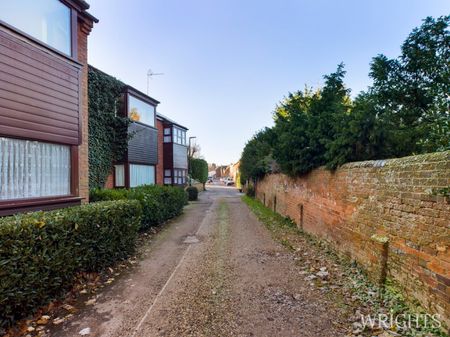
[78,20,94,202]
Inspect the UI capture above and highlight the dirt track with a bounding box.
[51,186,349,337]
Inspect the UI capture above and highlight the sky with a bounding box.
[87,0,450,166]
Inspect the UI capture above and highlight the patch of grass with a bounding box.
[242,195,448,337]
[242,195,297,230]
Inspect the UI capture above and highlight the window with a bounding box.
[128,95,155,127]
[129,164,155,187]
[114,164,125,187]
[163,128,171,143]
[174,169,186,185]
[0,0,72,55]
[0,137,70,200]
[173,127,187,145]
[164,169,172,185]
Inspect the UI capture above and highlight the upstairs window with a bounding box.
[173,127,187,145]
[128,94,155,127]
[163,128,171,143]
[0,0,72,55]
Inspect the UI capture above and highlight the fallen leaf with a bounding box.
[79,327,91,335]
[85,299,96,306]
[53,318,65,325]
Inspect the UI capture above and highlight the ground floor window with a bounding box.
[114,164,125,187]
[0,137,71,200]
[174,169,187,185]
[164,169,172,185]
[130,164,155,187]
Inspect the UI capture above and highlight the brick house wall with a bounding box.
[255,151,450,326]
[156,119,164,185]
[78,18,95,202]
[104,173,114,189]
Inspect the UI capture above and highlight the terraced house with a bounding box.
[157,113,189,186]
[0,0,97,215]
[113,85,160,188]
[89,66,189,190]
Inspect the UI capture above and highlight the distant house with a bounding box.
[0,0,97,215]
[215,165,229,178]
[156,113,189,186]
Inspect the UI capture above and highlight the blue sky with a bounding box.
[87,0,450,165]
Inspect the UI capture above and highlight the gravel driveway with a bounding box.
[51,186,349,337]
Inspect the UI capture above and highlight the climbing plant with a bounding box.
[88,66,130,189]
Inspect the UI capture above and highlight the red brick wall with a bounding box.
[77,20,94,202]
[156,119,164,185]
[256,151,450,326]
[104,173,114,189]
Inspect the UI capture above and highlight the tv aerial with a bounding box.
[147,68,164,95]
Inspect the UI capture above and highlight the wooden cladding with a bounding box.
[0,28,82,145]
[128,123,158,165]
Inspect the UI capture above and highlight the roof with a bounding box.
[123,85,160,106]
[157,113,189,130]
[74,0,90,9]
[68,0,99,23]
[88,65,160,106]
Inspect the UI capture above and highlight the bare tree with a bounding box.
[189,143,202,160]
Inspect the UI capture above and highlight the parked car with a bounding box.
[225,178,234,186]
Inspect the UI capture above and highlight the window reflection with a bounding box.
[128,94,155,127]
[0,0,72,55]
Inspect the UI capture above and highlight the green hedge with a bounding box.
[0,200,141,329]
[90,185,188,230]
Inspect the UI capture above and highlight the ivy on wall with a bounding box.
[88,66,130,189]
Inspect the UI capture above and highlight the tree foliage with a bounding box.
[369,15,450,155]
[88,66,131,189]
[240,16,450,182]
[190,158,208,185]
[240,128,276,183]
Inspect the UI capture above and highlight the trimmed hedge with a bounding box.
[186,186,198,201]
[90,185,188,230]
[0,200,142,329]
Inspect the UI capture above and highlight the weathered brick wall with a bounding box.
[256,151,450,325]
[104,173,114,189]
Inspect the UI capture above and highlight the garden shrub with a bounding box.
[246,185,255,197]
[90,185,188,230]
[186,186,199,201]
[89,187,128,202]
[189,158,208,188]
[0,200,142,329]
